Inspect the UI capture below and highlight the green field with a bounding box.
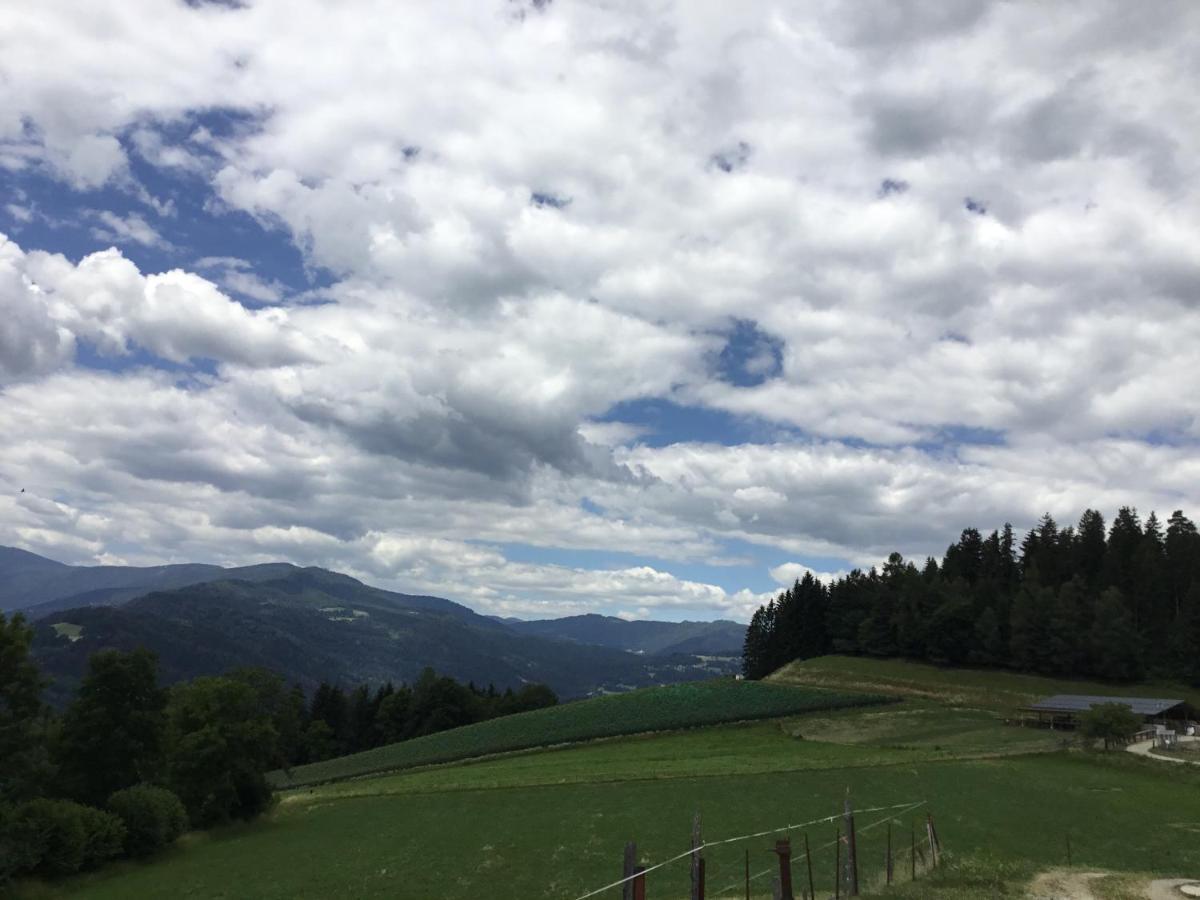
[271,679,887,788]
[770,654,1200,711]
[24,658,1200,900]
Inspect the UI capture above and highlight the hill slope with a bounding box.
[769,654,1200,711]
[29,570,728,703]
[270,679,886,787]
[503,613,746,655]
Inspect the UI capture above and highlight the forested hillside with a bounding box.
[743,508,1200,683]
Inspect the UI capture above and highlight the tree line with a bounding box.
[0,611,556,884]
[743,507,1200,684]
[294,672,557,765]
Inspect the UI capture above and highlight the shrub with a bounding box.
[16,798,87,875]
[8,799,126,876]
[77,804,125,867]
[1079,702,1142,750]
[108,784,188,857]
[0,803,39,883]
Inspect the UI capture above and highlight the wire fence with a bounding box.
[572,798,934,900]
[713,800,928,897]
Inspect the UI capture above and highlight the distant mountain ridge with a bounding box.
[0,546,298,614]
[29,570,685,704]
[3,546,742,703]
[503,613,746,656]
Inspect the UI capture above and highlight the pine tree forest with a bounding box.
[742,508,1200,684]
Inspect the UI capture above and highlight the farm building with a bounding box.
[1019,694,1188,730]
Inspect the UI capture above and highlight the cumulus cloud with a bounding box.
[1,1,1199,618]
[1,236,314,369]
[0,235,75,378]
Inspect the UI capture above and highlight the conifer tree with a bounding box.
[1045,577,1088,676]
[1088,588,1143,681]
[0,612,48,804]
[1166,511,1200,620]
[1075,509,1107,588]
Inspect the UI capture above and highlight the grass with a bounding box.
[49,622,83,642]
[271,679,887,788]
[283,718,987,802]
[29,657,1200,899]
[782,701,1064,757]
[45,750,1200,900]
[770,655,1200,712]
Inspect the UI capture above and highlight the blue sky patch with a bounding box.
[598,398,791,448]
[714,318,783,387]
[530,191,570,209]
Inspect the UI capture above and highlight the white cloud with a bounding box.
[2,236,315,369]
[0,1,1199,617]
[769,562,848,587]
[0,235,75,378]
[89,211,168,249]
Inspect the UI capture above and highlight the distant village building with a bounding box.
[1019,694,1188,730]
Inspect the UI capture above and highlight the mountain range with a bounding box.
[499,613,747,656]
[2,546,745,703]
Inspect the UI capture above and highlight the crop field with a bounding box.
[271,679,887,788]
[771,655,1200,711]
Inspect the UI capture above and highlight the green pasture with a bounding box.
[46,749,1200,900]
[25,658,1200,899]
[271,679,886,788]
[770,655,1200,711]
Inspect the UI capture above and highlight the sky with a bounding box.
[2,0,1200,623]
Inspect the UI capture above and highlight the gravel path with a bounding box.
[1029,870,1200,899]
[1127,737,1200,765]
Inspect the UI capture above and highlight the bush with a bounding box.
[1079,702,1143,750]
[15,798,87,875]
[108,784,188,857]
[77,805,125,867]
[0,803,39,883]
[11,798,125,876]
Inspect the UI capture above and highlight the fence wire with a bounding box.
[570,799,927,900]
[711,799,928,897]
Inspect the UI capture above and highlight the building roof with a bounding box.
[1025,694,1184,716]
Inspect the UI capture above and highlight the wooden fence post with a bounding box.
[886,822,892,884]
[834,825,841,900]
[698,858,706,900]
[691,812,703,900]
[772,876,783,900]
[805,832,815,900]
[773,838,794,900]
[844,793,858,897]
[1066,835,1072,867]
[910,822,916,881]
[623,841,637,900]
[745,847,750,900]
[926,814,939,869]
[632,866,646,900]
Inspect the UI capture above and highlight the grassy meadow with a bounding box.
[770,654,1200,711]
[271,679,887,788]
[23,659,1200,899]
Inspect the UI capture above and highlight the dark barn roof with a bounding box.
[1025,694,1184,716]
